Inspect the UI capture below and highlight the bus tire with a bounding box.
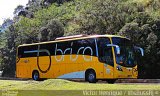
[86,70,97,83]
[106,79,116,84]
[32,71,40,81]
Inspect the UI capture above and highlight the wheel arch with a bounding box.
[32,70,39,78]
[85,68,96,81]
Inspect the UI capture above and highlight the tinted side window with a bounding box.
[39,43,55,56]
[72,38,96,56]
[97,38,113,66]
[18,38,97,58]
[18,45,38,58]
[97,37,111,57]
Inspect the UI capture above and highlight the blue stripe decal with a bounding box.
[24,50,39,53]
[24,49,50,55]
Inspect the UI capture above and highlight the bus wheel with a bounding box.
[87,70,96,83]
[32,71,39,81]
[106,79,116,84]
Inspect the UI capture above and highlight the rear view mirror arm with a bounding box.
[134,46,144,56]
[107,44,120,55]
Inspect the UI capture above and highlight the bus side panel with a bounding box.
[49,56,66,78]
[17,57,37,78]
[56,55,84,79]
[37,56,52,78]
[54,55,102,79]
[89,58,104,79]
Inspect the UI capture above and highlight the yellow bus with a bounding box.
[16,34,144,83]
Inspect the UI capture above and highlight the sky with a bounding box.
[0,0,28,25]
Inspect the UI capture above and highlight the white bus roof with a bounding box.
[18,34,127,47]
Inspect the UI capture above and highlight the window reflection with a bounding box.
[98,38,113,66]
[112,37,136,67]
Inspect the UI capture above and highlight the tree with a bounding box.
[46,19,64,41]
[39,27,49,41]
[0,25,16,77]
[0,0,160,79]
[26,0,42,12]
[118,17,160,78]
[13,5,25,15]
[119,22,142,44]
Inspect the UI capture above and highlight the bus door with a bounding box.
[98,38,114,79]
[102,46,114,78]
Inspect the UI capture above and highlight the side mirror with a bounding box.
[107,44,120,55]
[134,46,144,56]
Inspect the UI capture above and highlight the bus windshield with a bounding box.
[112,37,137,67]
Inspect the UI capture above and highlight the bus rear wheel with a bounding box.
[86,70,97,83]
[32,71,39,81]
